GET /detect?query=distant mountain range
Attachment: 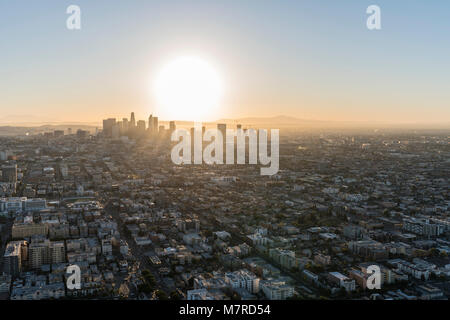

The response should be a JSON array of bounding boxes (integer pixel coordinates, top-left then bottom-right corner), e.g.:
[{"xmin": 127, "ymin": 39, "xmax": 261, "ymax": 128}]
[
  {"xmin": 216, "ymin": 115, "xmax": 327, "ymax": 125},
  {"xmin": 214, "ymin": 116, "xmax": 450, "ymax": 130}
]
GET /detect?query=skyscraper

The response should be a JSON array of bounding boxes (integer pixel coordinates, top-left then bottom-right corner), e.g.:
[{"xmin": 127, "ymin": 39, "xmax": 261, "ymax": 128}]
[
  {"xmin": 102, "ymin": 118, "xmax": 116, "ymax": 137},
  {"xmin": 130, "ymin": 112, "xmax": 136, "ymax": 128},
  {"xmin": 122, "ymin": 118, "xmax": 129, "ymax": 133},
  {"xmin": 111, "ymin": 123, "xmax": 120, "ymax": 139},
  {"xmin": 117, "ymin": 121, "xmax": 123, "ymax": 134},
  {"xmin": 148, "ymin": 115, "xmax": 153, "ymax": 133},
  {"xmin": 137, "ymin": 120, "xmax": 146, "ymax": 136},
  {"xmin": 152, "ymin": 117, "xmax": 159, "ymax": 134}
]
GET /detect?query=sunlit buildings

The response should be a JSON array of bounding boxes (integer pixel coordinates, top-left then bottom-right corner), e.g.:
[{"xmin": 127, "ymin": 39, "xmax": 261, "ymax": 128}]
[
  {"xmin": 12, "ymin": 223, "xmax": 48, "ymax": 239},
  {"xmin": 10, "ymin": 282, "xmax": 65, "ymax": 300},
  {"xmin": 28, "ymin": 239, "xmax": 65, "ymax": 269},
  {"xmin": 3, "ymin": 241, "xmax": 28, "ymax": 277},
  {"xmin": 102, "ymin": 118, "xmax": 116, "ymax": 137},
  {"xmin": 137, "ymin": 120, "xmax": 146, "ymax": 135},
  {"xmin": 225, "ymin": 270, "xmax": 260, "ymax": 294},
  {"xmin": 130, "ymin": 112, "xmax": 136, "ymax": 128},
  {"xmin": 152, "ymin": 116, "xmax": 159, "ymax": 134},
  {"xmin": 0, "ymin": 197, "xmax": 47, "ymax": 215},
  {"xmin": 328, "ymin": 272, "xmax": 356, "ymax": 292},
  {"xmin": 260, "ymin": 280, "xmax": 294, "ymax": 300},
  {"xmin": 403, "ymin": 218, "xmax": 445, "ymax": 237}
]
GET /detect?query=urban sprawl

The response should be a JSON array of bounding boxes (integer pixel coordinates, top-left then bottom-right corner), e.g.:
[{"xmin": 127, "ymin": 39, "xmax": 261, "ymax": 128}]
[{"xmin": 0, "ymin": 113, "xmax": 449, "ymax": 300}]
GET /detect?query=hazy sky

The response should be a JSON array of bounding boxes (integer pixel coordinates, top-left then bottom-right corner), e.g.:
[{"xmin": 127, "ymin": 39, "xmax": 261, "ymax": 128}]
[{"xmin": 1, "ymin": 0, "xmax": 449, "ymax": 124}]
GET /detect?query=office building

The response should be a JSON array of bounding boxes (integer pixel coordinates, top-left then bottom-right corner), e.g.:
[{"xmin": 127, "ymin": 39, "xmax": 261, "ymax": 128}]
[
  {"xmin": 152, "ymin": 116, "xmax": 159, "ymax": 134},
  {"xmin": 137, "ymin": 120, "xmax": 146, "ymax": 136},
  {"xmin": 102, "ymin": 118, "xmax": 116, "ymax": 137},
  {"xmin": 130, "ymin": 112, "xmax": 136, "ymax": 128}
]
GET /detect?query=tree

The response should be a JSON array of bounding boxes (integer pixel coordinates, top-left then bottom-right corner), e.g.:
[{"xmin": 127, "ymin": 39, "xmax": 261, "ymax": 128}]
[
  {"xmin": 142, "ymin": 269, "xmax": 156, "ymax": 287},
  {"xmin": 169, "ymin": 291, "xmax": 182, "ymax": 300},
  {"xmin": 138, "ymin": 269, "xmax": 156, "ymax": 294},
  {"xmin": 155, "ymin": 290, "xmax": 168, "ymax": 300}
]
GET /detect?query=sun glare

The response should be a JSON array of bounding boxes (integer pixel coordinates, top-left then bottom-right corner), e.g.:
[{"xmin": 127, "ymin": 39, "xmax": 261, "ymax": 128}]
[{"xmin": 154, "ymin": 56, "xmax": 224, "ymax": 121}]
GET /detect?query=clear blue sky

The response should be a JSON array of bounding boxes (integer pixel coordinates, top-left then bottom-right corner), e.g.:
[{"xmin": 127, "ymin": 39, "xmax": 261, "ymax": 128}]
[{"xmin": 0, "ymin": 0, "xmax": 449, "ymax": 124}]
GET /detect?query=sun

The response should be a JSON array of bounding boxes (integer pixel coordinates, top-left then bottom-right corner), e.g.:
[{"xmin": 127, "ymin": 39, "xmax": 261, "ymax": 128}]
[{"xmin": 154, "ymin": 56, "xmax": 224, "ymax": 121}]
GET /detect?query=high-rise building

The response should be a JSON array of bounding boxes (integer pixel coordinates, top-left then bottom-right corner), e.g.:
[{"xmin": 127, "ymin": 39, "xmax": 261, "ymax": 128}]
[
  {"xmin": 137, "ymin": 120, "xmax": 146, "ymax": 136},
  {"xmin": 102, "ymin": 118, "xmax": 116, "ymax": 137},
  {"xmin": 28, "ymin": 239, "xmax": 65, "ymax": 269},
  {"xmin": 76, "ymin": 129, "xmax": 88, "ymax": 138},
  {"xmin": 111, "ymin": 123, "xmax": 120, "ymax": 139},
  {"xmin": 1, "ymin": 164, "xmax": 17, "ymax": 183},
  {"xmin": 152, "ymin": 117, "xmax": 159, "ymax": 134},
  {"xmin": 117, "ymin": 121, "xmax": 123, "ymax": 132},
  {"xmin": 148, "ymin": 115, "xmax": 153, "ymax": 131},
  {"xmin": 122, "ymin": 118, "xmax": 129, "ymax": 133},
  {"xmin": 130, "ymin": 112, "xmax": 136, "ymax": 128},
  {"xmin": 3, "ymin": 241, "xmax": 27, "ymax": 277},
  {"xmin": 116, "ymin": 121, "xmax": 124, "ymax": 136}
]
